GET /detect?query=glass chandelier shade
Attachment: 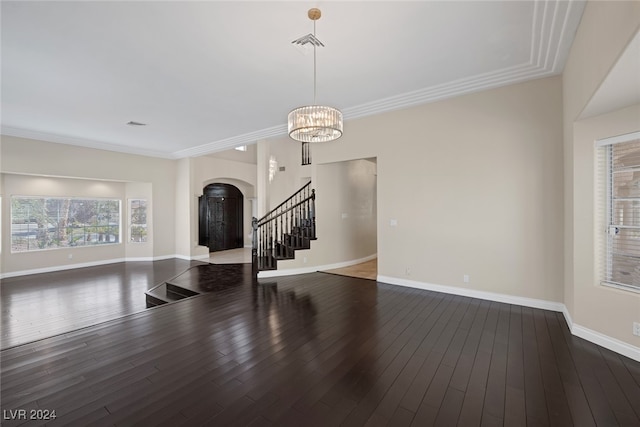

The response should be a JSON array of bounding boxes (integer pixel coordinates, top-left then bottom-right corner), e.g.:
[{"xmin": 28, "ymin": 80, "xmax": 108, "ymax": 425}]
[
  {"xmin": 288, "ymin": 105, "xmax": 343, "ymax": 143},
  {"xmin": 288, "ymin": 8, "xmax": 343, "ymax": 143}
]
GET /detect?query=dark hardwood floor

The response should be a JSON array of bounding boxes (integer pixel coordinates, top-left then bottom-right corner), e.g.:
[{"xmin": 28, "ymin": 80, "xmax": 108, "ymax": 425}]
[
  {"xmin": 1, "ymin": 264, "xmax": 639, "ymax": 426},
  {"xmin": 0, "ymin": 259, "xmax": 206, "ymax": 349}
]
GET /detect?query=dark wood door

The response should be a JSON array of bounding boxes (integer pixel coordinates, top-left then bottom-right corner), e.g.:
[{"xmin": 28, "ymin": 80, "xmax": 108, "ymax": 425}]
[
  {"xmin": 200, "ymin": 184, "xmax": 243, "ymax": 252},
  {"xmin": 208, "ymin": 197, "xmax": 239, "ymax": 251}
]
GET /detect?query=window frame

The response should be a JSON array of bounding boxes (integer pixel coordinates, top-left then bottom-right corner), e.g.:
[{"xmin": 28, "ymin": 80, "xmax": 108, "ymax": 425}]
[
  {"xmin": 10, "ymin": 195, "xmax": 122, "ymax": 253},
  {"xmin": 597, "ymin": 131, "xmax": 640, "ymax": 293},
  {"xmin": 128, "ymin": 198, "xmax": 148, "ymax": 243}
]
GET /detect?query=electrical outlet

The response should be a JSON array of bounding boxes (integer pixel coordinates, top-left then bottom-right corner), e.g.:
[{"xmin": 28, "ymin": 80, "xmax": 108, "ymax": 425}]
[
  {"xmin": 463, "ymin": 274, "xmax": 470, "ymax": 283},
  {"xmin": 303, "ymin": 257, "xmax": 307, "ymax": 264},
  {"xmin": 405, "ymin": 267, "xmax": 411, "ymax": 276},
  {"xmin": 633, "ymin": 322, "xmax": 640, "ymax": 337},
  {"xmin": 68, "ymin": 253, "xmax": 73, "ymax": 260}
]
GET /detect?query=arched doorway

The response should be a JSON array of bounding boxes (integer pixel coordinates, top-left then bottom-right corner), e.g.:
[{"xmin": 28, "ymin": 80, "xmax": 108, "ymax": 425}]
[{"xmin": 198, "ymin": 183, "xmax": 244, "ymax": 252}]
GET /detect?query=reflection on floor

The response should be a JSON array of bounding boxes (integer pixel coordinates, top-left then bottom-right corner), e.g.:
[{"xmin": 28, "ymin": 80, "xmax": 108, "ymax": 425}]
[
  {"xmin": 146, "ymin": 263, "xmax": 256, "ymax": 307},
  {"xmin": 0, "ymin": 258, "xmax": 206, "ymax": 349},
  {"xmin": 209, "ymin": 247, "xmax": 252, "ymax": 264},
  {"xmin": 3, "ymin": 270, "xmax": 638, "ymax": 426},
  {"xmin": 323, "ymin": 258, "xmax": 378, "ymax": 281},
  {"xmin": 209, "ymin": 249, "xmax": 378, "ymax": 282},
  {"xmin": 0, "ymin": 252, "xmax": 375, "ymax": 349}
]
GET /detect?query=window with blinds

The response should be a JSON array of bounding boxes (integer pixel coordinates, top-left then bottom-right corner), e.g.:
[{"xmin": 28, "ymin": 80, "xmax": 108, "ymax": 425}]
[{"xmin": 599, "ymin": 133, "xmax": 640, "ymax": 292}]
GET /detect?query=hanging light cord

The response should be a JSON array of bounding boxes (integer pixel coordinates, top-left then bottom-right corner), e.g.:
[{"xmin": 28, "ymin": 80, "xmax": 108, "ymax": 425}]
[{"xmin": 313, "ymin": 19, "xmax": 317, "ymax": 105}]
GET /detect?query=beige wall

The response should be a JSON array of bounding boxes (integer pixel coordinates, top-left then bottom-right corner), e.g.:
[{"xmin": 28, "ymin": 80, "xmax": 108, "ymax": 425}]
[
  {"xmin": 376, "ymin": 76, "xmax": 563, "ymax": 302},
  {"xmin": 563, "ymin": 1, "xmax": 640, "ymax": 347},
  {"xmin": 0, "ymin": 135, "xmax": 260, "ymax": 273},
  {"xmin": 266, "ymin": 76, "xmax": 564, "ymax": 304},
  {"xmin": 193, "ymin": 155, "xmax": 257, "ymax": 248},
  {"xmin": 174, "ymin": 157, "xmax": 194, "ymax": 257},
  {"xmin": 1, "ymin": 135, "xmax": 177, "ymax": 274},
  {"xmin": 316, "ymin": 159, "xmax": 377, "ymax": 264},
  {"xmin": 573, "ymin": 106, "xmax": 640, "ymax": 346},
  {"xmin": 274, "ymin": 158, "xmax": 378, "ymax": 270},
  {"xmin": 265, "ymin": 137, "xmax": 312, "ymax": 212},
  {"xmin": 2, "ymin": 0, "xmax": 637, "ymax": 355},
  {"xmin": 2, "ymin": 174, "xmax": 127, "ymax": 272}
]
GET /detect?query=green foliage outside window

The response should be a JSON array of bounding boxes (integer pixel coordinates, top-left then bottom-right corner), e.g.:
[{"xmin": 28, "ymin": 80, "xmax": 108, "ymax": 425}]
[
  {"xmin": 129, "ymin": 199, "xmax": 148, "ymax": 243},
  {"xmin": 11, "ymin": 197, "xmax": 121, "ymax": 252}
]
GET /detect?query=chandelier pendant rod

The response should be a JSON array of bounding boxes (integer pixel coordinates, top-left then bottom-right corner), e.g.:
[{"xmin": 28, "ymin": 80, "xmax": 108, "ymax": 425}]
[
  {"xmin": 287, "ymin": 7, "xmax": 343, "ymax": 143},
  {"xmin": 313, "ymin": 19, "xmax": 317, "ymax": 105}
]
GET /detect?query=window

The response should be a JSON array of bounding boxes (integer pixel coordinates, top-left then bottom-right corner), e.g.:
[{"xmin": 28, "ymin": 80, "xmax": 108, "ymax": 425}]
[
  {"xmin": 598, "ymin": 132, "xmax": 640, "ymax": 292},
  {"xmin": 11, "ymin": 197, "xmax": 121, "ymax": 252},
  {"xmin": 129, "ymin": 199, "xmax": 147, "ymax": 243}
]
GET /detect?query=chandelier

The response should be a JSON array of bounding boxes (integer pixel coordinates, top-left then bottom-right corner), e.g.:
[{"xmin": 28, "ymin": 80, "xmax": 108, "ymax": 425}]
[{"xmin": 288, "ymin": 8, "xmax": 343, "ymax": 143}]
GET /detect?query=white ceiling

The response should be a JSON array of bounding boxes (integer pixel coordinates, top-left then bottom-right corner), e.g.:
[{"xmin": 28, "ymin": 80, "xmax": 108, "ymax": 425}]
[{"xmin": 1, "ymin": 1, "xmax": 585, "ymax": 159}]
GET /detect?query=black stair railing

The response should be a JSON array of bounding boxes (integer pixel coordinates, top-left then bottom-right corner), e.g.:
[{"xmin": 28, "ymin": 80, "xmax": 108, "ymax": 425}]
[
  {"xmin": 302, "ymin": 142, "xmax": 311, "ymax": 166},
  {"xmin": 252, "ymin": 182, "xmax": 316, "ymax": 275}
]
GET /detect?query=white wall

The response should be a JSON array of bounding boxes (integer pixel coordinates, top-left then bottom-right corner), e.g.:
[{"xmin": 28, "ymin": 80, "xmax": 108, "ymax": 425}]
[{"xmin": 563, "ymin": 1, "xmax": 640, "ymax": 350}]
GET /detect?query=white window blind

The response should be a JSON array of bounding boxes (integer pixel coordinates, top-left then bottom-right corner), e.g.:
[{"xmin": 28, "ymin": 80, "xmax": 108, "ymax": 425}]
[{"xmin": 598, "ymin": 132, "xmax": 640, "ymax": 291}]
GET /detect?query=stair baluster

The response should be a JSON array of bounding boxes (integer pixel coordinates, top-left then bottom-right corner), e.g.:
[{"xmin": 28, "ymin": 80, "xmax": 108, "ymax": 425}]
[{"xmin": 252, "ymin": 182, "xmax": 316, "ymax": 275}]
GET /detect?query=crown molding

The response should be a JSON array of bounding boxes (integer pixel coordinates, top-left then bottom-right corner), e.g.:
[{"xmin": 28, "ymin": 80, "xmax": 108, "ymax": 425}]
[
  {"xmin": 343, "ymin": 0, "xmax": 586, "ymax": 121},
  {"xmin": 171, "ymin": 124, "xmax": 288, "ymax": 159},
  {"xmin": 2, "ymin": 0, "xmax": 585, "ymax": 160},
  {"xmin": 1, "ymin": 126, "xmax": 175, "ymax": 159},
  {"xmin": 183, "ymin": 0, "xmax": 585, "ymax": 157}
]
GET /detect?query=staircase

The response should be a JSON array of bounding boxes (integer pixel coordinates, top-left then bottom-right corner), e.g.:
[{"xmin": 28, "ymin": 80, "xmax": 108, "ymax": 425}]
[
  {"xmin": 145, "ymin": 272, "xmax": 200, "ymax": 308},
  {"xmin": 145, "ymin": 263, "xmax": 254, "ymax": 308},
  {"xmin": 252, "ymin": 182, "xmax": 317, "ymax": 275}
]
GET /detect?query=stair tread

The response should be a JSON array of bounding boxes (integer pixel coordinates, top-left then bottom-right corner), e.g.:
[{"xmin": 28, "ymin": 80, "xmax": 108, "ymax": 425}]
[
  {"xmin": 165, "ymin": 281, "xmax": 200, "ymax": 297},
  {"xmin": 254, "ymin": 184, "xmax": 316, "ymax": 272},
  {"xmin": 145, "ymin": 283, "xmax": 184, "ymax": 307}
]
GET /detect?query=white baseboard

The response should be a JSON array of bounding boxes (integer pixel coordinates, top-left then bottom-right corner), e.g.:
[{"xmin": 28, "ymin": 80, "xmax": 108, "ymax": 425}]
[
  {"xmin": 377, "ymin": 275, "xmax": 565, "ymax": 312},
  {"xmin": 562, "ymin": 305, "xmax": 574, "ymax": 330},
  {"xmin": 174, "ymin": 253, "xmax": 210, "ymax": 261},
  {"xmin": 571, "ymin": 323, "xmax": 640, "ymax": 362},
  {"xmin": 377, "ymin": 275, "xmax": 640, "ymax": 362},
  {"xmin": 3, "ymin": 260, "xmax": 638, "ymax": 362},
  {"xmin": 257, "ymin": 253, "xmax": 377, "ymax": 279},
  {"xmin": 1, "ymin": 258, "xmax": 128, "ymax": 279},
  {"xmin": 151, "ymin": 254, "xmax": 180, "ymax": 262},
  {"xmin": 0, "ymin": 254, "xmax": 206, "ymax": 279}
]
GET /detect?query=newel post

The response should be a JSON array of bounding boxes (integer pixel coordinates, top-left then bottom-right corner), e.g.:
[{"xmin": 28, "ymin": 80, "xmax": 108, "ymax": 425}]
[
  {"xmin": 310, "ymin": 189, "xmax": 316, "ymax": 239},
  {"xmin": 251, "ymin": 216, "xmax": 258, "ymax": 277}
]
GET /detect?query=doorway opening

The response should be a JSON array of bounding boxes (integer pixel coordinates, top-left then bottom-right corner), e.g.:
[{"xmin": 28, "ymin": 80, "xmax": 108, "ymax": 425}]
[
  {"xmin": 318, "ymin": 157, "xmax": 378, "ymax": 280},
  {"xmin": 198, "ymin": 183, "xmax": 244, "ymax": 252}
]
